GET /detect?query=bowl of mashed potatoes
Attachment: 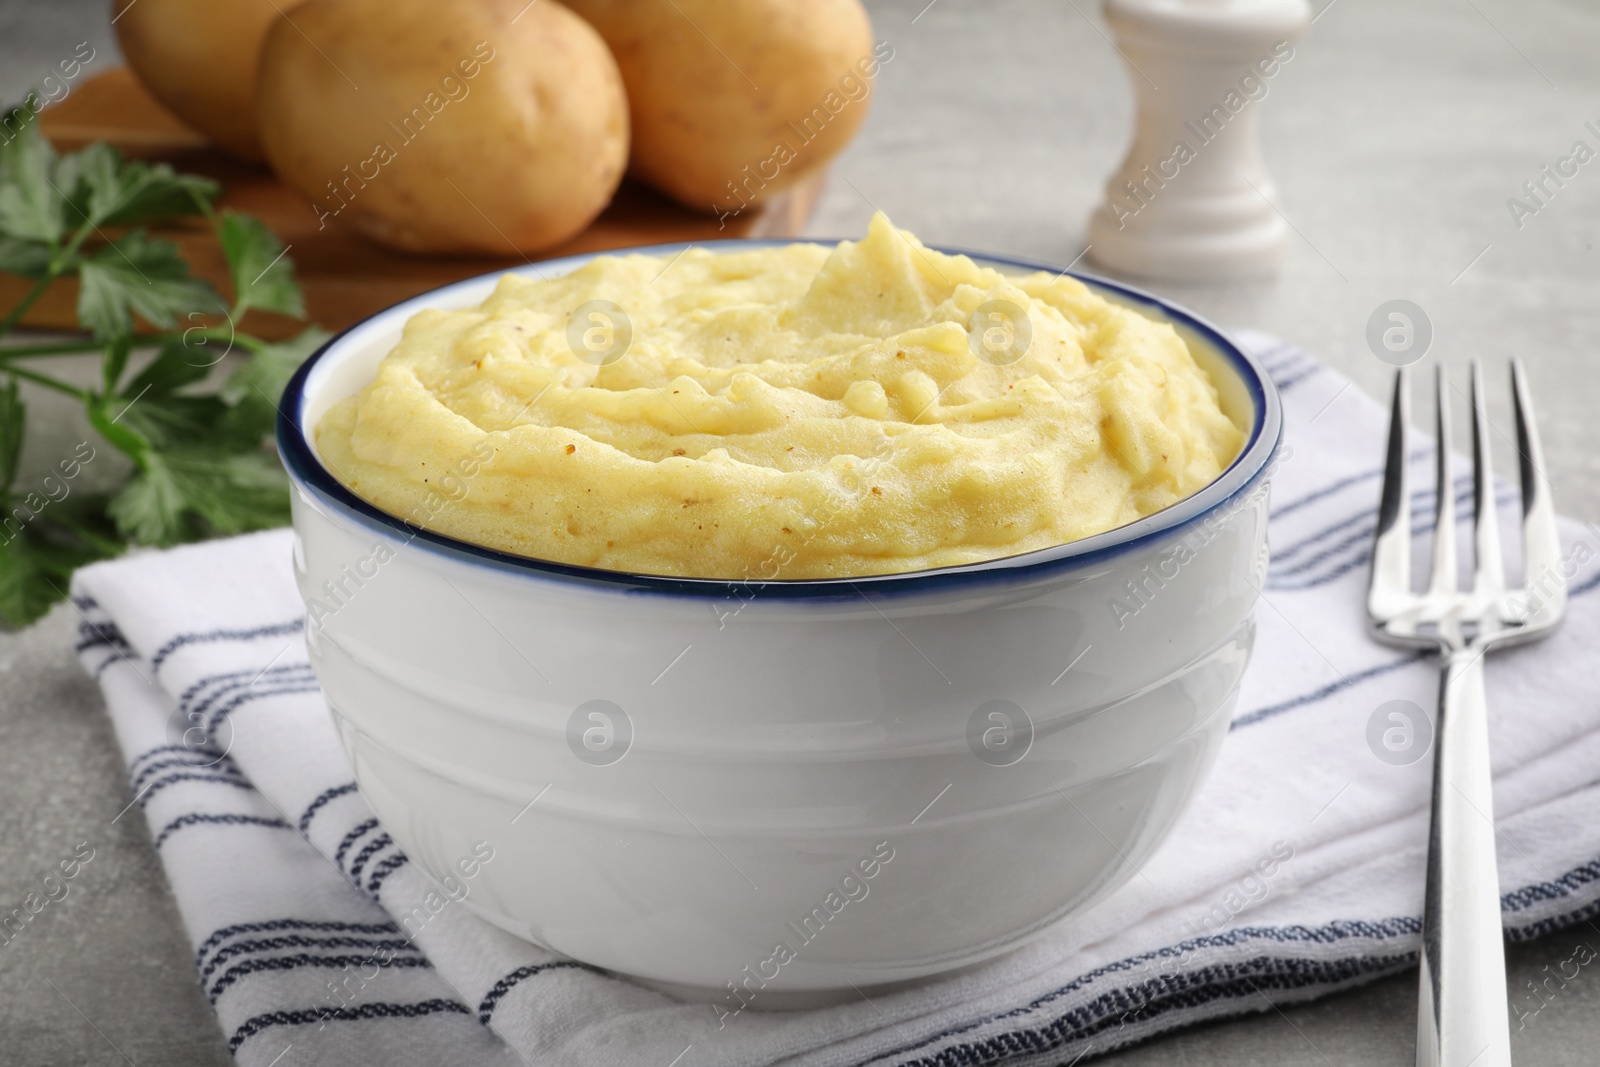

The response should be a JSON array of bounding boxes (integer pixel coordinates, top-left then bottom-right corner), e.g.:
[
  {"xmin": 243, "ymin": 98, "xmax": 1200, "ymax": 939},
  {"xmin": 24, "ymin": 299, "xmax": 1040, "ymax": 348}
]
[{"xmin": 278, "ymin": 214, "xmax": 1282, "ymax": 1002}]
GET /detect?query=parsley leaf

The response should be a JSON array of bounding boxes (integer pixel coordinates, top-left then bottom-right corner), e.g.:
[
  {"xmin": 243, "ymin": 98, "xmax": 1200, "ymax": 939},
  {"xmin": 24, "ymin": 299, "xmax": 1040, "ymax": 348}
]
[
  {"xmin": 116, "ymin": 393, "xmax": 231, "ymax": 452},
  {"xmin": 221, "ymin": 327, "xmax": 328, "ymax": 440},
  {"xmin": 169, "ymin": 448, "xmax": 293, "ymax": 535},
  {"xmin": 105, "ymin": 450, "xmax": 187, "ymax": 544},
  {"xmin": 99, "ymin": 327, "xmax": 324, "ymax": 545},
  {"xmin": 0, "ymin": 521, "xmax": 103, "ymax": 627},
  {"xmin": 0, "ymin": 101, "xmax": 65, "ymax": 244},
  {"xmin": 76, "ymin": 230, "xmax": 225, "ymax": 340},
  {"xmin": 124, "ymin": 339, "xmax": 218, "ymax": 398},
  {"xmin": 0, "ymin": 235, "xmax": 50, "ymax": 277},
  {"xmin": 108, "ymin": 447, "xmax": 291, "ymax": 546},
  {"xmin": 57, "ymin": 141, "xmax": 217, "ymax": 230},
  {"xmin": 0, "ymin": 492, "xmax": 121, "ymax": 628},
  {"xmin": 220, "ymin": 211, "xmax": 304, "ymax": 318}
]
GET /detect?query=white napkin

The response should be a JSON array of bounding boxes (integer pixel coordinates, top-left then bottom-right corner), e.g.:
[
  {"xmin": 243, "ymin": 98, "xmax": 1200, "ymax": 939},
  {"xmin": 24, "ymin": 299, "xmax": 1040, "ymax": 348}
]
[{"xmin": 70, "ymin": 333, "xmax": 1600, "ymax": 1067}]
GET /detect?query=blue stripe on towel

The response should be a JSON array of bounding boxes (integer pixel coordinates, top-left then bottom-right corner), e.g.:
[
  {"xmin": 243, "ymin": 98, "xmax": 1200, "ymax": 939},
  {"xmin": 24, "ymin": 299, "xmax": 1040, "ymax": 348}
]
[
  {"xmin": 366, "ymin": 854, "xmax": 411, "ymax": 896},
  {"xmin": 208, "ymin": 953, "xmax": 433, "ymax": 1005},
  {"xmin": 153, "ymin": 813, "xmax": 292, "ymax": 850},
  {"xmin": 1270, "ymin": 479, "xmax": 1472, "ymax": 569},
  {"xmin": 335, "ymin": 820, "xmax": 380, "ymax": 869},
  {"xmin": 1270, "ymin": 486, "xmax": 1516, "ymax": 585},
  {"xmin": 1268, "ymin": 489, "xmax": 1518, "ymax": 594},
  {"xmin": 1502, "ymin": 855, "xmax": 1600, "ymax": 917},
  {"xmin": 476, "ymin": 962, "xmax": 595, "ymax": 1024},
  {"xmin": 299, "ymin": 782, "xmax": 360, "ymax": 834},
  {"xmin": 1268, "ymin": 522, "xmax": 1386, "ymax": 589},
  {"xmin": 896, "ymin": 951, "xmax": 1414, "ymax": 1067},
  {"xmin": 1231, "ymin": 652, "xmax": 1428, "ymax": 731},
  {"xmin": 227, "ymin": 998, "xmax": 470, "ymax": 1052},
  {"xmin": 73, "ymin": 621, "xmax": 131, "ymax": 655},
  {"xmin": 129, "ymin": 755, "xmax": 241, "ymax": 795},
  {"xmin": 201, "ymin": 683, "xmax": 323, "ymax": 740},
  {"xmin": 128, "ymin": 743, "xmax": 228, "ymax": 777},
  {"xmin": 1505, "ymin": 888, "xmax": 1600, "ymax": 943},
  {"xmin": 176, "ymin": 666, "xmax": 292, "ymax": 712},
  {"xmin": 347, "ymin": 835, "xmax": 395, "ymax": 883},
  {"xmin": 182, "ymin": 665, "xmax": 316, "ymax": 726},
  {"xmin": 1269, "ymin": 552, "xmax": 1371, "ymax": 593},
  {"xmin": 1252, "ymin": 341, "xmax": 1308, "ymax": 378},
  {"xmin": 1270, "ymin": 467, "xmax": 1381, "ymax": 523},
  {"xmin": 1276, "ymin": 526, "xmax": 1600, "ymax": 597},
  {"xmin": 150, "ymin": 618, "xmax": 305, "ymax": 675},
  {"xmin": 196, "ymin": 918, "xmax": 404, "ymax": 973},
  {"xmin": 200, "ymin": 934, "xmax": 420, "ymax": 984},
  {"xmin": 89, "ymin": 647, "xmax": 133, "ymax": 681},
  {"xmin": 1573, "ymin": 569, "xmax": 1600, "ymax": 597},
  {"xmin": 858, "ymin": 920, "xmax": 1426, "ymax": 1067},
  {"xmin": 1267, "ymin": 449, "xmax": 1431, "ymax": 524},
  {"xmin": 138, "ymin": 772, "xmax": 256, "ymax": 805},
  {"xmin": 70, "ymin": 602, "xmax": 131, "ymax": 679}
]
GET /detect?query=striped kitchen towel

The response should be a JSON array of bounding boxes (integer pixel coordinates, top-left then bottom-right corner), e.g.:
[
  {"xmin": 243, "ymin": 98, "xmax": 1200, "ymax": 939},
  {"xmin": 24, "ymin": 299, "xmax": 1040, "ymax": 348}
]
[{"xmin": 70, "ymin": 332, "xmax": 1600, "ymax": 1067}]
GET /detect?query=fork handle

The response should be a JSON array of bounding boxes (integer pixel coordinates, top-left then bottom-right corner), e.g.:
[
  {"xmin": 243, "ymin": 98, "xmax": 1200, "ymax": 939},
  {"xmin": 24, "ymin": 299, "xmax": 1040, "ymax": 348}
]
[{"xmin": 1417, "ymin": 650, "xmax": 1511, "ymax": 1067}]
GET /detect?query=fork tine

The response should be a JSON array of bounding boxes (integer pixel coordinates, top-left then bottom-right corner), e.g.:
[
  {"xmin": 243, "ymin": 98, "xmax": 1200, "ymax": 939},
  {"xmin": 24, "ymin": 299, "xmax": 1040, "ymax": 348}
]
[
  {"xmin": 1367, "ymin": 368, "xmax": 1413, "ymax": 618},
  {"xmin": 1512, "ymin": 359, "xmax": 1564, "ymax": 620},
  {"xmin": 1428, "ymin": 364, "xmax": 1459, "ymax": 597},
  {"xmin": 1469, "ymin": 362, "xmax": 1505, "ymax": 599}
]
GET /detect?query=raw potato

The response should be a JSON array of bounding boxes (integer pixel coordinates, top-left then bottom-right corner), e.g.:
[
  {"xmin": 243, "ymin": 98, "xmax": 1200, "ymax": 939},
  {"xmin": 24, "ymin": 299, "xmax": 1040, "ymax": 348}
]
[
  {"xmin": 112, "ymin": 0, "xmax": 286, "ymax": 161},
  {"xmin": 564, "ymin": 0, "xmax": 878, "ymax": 214},
  {"xmin": 255, "ymin": 0, "xmax": 627, "ymax": 255}
]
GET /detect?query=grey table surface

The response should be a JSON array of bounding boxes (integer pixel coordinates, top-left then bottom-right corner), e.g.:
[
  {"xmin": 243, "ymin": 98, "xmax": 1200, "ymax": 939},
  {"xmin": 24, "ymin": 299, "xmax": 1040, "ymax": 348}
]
[{"xmin": 1, "ymin": 0, "xmax": 1597, "ymax": 1064}]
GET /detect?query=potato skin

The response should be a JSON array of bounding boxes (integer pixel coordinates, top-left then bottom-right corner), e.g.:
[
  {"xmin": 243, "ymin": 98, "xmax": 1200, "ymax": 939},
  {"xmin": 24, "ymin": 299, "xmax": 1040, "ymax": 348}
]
[
  {"xmin": 113, "ymin": 0, "xmax": 285, "ymax": 161},
  {"xmin": 256, "ymin": 0, "xmax": 628, "ymax": 255},
  {"xmin": 563, "ymin": 0, "xmax": 876, "ymax": 214}
]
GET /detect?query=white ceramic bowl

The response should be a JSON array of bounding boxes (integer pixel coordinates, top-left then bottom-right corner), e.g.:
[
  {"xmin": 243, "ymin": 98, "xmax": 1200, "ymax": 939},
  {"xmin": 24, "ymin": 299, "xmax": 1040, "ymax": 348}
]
[{"xmin": 277, "ymin": 241, "xmax": 1282, "ymax": 1004}]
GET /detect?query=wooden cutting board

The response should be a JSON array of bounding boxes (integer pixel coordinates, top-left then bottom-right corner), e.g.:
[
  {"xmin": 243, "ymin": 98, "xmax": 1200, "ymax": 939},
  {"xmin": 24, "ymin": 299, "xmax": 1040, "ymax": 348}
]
[{"xmin": 11, "ymin": 67, "xmax": 826, "ymax": 341}]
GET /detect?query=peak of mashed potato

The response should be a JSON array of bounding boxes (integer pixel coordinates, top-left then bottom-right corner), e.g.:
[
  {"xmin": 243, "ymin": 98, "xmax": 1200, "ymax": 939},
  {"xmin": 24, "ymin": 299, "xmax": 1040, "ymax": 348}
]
[{"xmin": 315, "ymin": 214, "xmax": 1244, "ymax": 579}]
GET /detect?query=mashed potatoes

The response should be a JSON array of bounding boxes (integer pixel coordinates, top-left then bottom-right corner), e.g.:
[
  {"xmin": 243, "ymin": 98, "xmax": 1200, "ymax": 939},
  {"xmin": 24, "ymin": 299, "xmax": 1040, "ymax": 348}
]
[{"xmin": 316, "ymin": 214, "xmax": 1243, "ymax": 579}]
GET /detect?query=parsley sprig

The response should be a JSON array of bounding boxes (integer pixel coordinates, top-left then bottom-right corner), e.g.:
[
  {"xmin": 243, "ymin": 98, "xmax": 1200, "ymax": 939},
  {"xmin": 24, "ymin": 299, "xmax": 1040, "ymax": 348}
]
[{"xmin": 0, "ymin": 100, "xmax": 329, "ymax": 627}]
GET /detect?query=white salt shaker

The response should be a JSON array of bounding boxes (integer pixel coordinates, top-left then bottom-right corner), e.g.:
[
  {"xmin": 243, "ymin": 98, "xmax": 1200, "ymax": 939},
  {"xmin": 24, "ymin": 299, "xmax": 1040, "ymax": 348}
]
[{"xmin": 1086, "ymin": 0, "xmax": 1311, "ymax": 281}]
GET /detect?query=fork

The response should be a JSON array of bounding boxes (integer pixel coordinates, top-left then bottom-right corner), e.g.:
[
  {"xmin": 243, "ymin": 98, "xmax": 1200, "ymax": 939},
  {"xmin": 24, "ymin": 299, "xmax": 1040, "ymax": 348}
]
[{"xmin": 1366, "ymin": 361, "xmax": 1565, "ymax": 1067}]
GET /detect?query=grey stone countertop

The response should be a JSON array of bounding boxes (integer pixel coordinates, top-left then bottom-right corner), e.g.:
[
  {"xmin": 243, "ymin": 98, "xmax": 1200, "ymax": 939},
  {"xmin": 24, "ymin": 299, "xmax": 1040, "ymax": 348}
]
[{"xmin": 1, "ymin": 0, "xmax": 1596, "ymax": 1063}]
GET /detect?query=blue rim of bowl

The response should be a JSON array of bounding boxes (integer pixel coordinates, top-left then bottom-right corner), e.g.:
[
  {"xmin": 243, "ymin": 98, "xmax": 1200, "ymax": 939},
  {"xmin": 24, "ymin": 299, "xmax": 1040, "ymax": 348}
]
[{"xmin": 277, "ymin": 239, "xmax": 1282, "ymax": 600}]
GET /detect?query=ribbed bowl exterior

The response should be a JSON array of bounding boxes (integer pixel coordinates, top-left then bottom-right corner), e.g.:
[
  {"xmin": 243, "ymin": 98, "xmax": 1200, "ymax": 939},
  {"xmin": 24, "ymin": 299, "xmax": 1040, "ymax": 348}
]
[{"xmin": 291, "ymin": 478, "xmax": 1268, "ymax": 992}]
